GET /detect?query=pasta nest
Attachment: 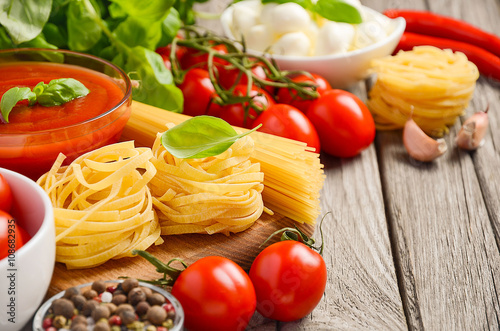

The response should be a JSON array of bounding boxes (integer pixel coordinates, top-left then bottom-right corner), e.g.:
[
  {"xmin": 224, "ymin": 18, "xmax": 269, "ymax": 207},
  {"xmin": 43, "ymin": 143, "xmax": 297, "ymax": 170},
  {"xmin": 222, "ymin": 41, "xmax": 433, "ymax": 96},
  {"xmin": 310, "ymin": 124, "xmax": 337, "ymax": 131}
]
[
  {"xmin": 37, "ymin": 141, "xmax": 162, "ymax": 269},
  {"xmin": 150, "ymin": 130, "xmax": 268, "ymax": 236},
  {"xmin": 368, "ymin": 46, "xmax": 480, "ymax": 137}
]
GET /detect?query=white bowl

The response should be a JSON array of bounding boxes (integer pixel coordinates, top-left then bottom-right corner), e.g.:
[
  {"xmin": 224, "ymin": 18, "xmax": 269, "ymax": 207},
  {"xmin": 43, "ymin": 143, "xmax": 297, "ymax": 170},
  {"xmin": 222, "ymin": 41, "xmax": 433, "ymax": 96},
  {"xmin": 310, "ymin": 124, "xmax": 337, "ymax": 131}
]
[
  {"xmin": 0, "ymin": 168, "xmax": 55, "ymax": 331},
  {"xmin": 220, "ymin": 4, "xmax": 406, "ymax": 89}
]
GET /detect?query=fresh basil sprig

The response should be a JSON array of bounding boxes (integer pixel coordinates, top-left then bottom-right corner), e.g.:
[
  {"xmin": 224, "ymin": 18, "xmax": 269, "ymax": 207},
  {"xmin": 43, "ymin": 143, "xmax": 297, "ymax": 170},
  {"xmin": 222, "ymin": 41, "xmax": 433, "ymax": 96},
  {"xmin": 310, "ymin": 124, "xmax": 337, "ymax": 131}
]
[
  {"xmin": 261, "ymin": 0, "xmax": 363, "ymax": 24},
  {"xmin": 161, "ymin": 116, "xmax": 260, "ymax": 159},
  {"xmin": 0, "ymin": 78, "xmax": 89, "ymax": 123}
]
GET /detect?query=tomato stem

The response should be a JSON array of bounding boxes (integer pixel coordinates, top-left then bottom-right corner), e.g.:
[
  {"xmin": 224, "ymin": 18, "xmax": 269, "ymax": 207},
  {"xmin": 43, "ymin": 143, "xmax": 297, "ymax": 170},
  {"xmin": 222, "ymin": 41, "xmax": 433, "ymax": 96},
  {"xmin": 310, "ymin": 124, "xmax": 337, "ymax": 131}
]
[{"xmin": 131, "ymin": 250, "xmax": 187, "ymax": 287}]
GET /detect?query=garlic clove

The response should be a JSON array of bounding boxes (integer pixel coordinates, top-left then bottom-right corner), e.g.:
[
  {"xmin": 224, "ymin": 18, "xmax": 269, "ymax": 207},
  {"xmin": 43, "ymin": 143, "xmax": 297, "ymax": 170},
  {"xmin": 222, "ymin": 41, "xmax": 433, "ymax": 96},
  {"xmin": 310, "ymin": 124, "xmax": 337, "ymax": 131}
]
[
  {"xmin": 403, "ymin": 118, "xmax": 448, "ymax": 162},
  {"xmin": 456, "ymin": 110, "xmax": 489, "ymax": 150}
]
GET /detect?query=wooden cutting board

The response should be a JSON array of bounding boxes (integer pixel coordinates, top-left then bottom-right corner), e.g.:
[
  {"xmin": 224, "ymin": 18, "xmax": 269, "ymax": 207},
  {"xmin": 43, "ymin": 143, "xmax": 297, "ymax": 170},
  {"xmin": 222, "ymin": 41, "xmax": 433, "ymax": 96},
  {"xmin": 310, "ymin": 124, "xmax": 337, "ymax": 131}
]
[{"xmin": 47, "ymin": 212, "xmax": 313, "ymax": 298}]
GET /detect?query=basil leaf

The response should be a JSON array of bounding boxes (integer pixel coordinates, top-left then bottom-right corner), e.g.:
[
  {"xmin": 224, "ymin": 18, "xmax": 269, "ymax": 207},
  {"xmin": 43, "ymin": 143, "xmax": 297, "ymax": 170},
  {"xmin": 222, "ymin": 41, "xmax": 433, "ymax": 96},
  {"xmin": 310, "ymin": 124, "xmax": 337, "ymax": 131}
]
[
  {"xmin": 36, "ymin": 78, "xmax": 90, "ymax": 106},
  {"xmin": 114, "ymin": 17, "xmax": 162, "ymax": 50},
  {"xmin": 161, "ymin": 116, "xmax": 259, "ymax": 159},
  {"xmin": 0, "ymin": 0, "xmax": 52, "ymax": 44},
  {"xmin": 67, "ymin": 0, "xmax": 102, "ymax": 51},
  {"xmin": 0, "ymin": 87, "xmax": 36, "ymax": 123},
  {"xmin": 314, "ymin": 0, "xmax": 362, "ymax": 24},
  {"xmin": 109, "ymin": 0, "xmax": 175, "ymax": 22}
]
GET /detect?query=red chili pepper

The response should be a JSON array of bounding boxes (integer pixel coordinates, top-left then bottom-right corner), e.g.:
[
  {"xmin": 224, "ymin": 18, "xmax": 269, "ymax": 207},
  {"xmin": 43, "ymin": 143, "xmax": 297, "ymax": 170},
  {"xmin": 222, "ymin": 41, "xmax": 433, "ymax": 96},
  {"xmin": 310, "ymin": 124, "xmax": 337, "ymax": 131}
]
[
  {"xmin": 395, "ymin": 32, "xmax": 500, "ymax": 82},
  {"xmin": 384, "ymin": 9, "xmax": 500, "ymax": 58}
]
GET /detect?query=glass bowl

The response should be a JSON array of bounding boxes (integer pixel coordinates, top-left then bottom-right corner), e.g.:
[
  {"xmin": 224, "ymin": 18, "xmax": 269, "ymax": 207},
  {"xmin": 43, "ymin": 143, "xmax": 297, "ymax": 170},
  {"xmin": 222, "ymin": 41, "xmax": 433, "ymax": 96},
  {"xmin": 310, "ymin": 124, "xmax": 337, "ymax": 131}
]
[
  {"xmin": 32, "ymin": 279, "xmax": 185, "ymax": 331},
  {"xmin": 0, "ymin": 48, "xmax": 132, "ymax": 181}
]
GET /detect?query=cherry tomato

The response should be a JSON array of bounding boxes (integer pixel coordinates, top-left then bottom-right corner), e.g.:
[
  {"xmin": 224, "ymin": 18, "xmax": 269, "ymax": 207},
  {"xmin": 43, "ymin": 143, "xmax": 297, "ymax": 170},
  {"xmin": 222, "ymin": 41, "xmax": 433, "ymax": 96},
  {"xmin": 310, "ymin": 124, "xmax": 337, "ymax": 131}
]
[
  {"xmin": 276, "ymin": 73, "xmax": 332, "ymax": 113},
  {"xmin": 171, "ymin": 256, "xmax": 256, "ymax": 331},
  {"xmin": 178, "ymin": 68, "xmax": 216, "ymax": 117},
  {"xmin": 219, "ymin": 63, "xmax": 273, "ymax": 93},
  {"xmin": 306, "ymin": 89, "xmax": 376, "ymax": 157},
  {"xmin": 1, "ymin": 210, "xmax": 30, "ymax": 260},
  {"xmin": 249, "ymin": 240, "xmax": 327, "ymax": 322},
  {"xmin": 156, "ymin": 44, "xmax": 187, "ymax": 71},
  {"xmin": 252, "ymin": 104, "xmax": 321, "ymax": 152},
  {"xmin": 208, "ymin": 84, "xmax": 275, "ymax": 128},
  {"xmin": 0, "ymin": 173, "xmax": 13, "ymax": 212},
  {"xmin": 180, "ymin": 44, "xmax": 229, "ymax": 71}
]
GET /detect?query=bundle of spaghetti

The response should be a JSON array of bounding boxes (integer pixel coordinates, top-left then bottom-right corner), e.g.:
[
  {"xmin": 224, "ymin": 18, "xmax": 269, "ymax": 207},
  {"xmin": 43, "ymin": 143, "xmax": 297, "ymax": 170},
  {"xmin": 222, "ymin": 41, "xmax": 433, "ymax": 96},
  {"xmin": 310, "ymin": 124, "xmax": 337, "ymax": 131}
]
[
  {"xmin": 37, "ymin": 141, "xmax": 163, "ymax": 269},
  {"xmin": 149, "ymin": 129, "xmax": 268, "ymax": 236},
  {"xmin": 121, "ymin": 101, "xmax": 325, "ymax": 225},
  {"xmin": 368, "ymin": 46, "xmax": 479, "ymax": 136}
]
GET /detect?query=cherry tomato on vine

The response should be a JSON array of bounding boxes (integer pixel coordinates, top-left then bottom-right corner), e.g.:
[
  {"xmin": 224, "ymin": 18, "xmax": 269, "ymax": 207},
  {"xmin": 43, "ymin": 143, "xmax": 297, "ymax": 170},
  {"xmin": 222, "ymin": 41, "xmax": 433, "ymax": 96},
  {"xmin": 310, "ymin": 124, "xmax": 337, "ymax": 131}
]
[
  {"xmin": 306, "ymin": 89, "xmax": 376, "ymax": 158},
  {"xmin": 208, "ymin": 84, "xmax": 275, "ymax": 128},
  {"xmin": 1, "ymin": 210, "xmax": 30, "ymax": 260},
  {"xmin": 219, "ymin": 63, "xmax": 273, "ymax": 94},
  {"xmin": 249, "ymin": 240, "xmax": 327, "ymax": 322},
  {"xmin": 276, "ymin": 73, "xmax": 331, "ymax": 113},
  {"xmin": 252, "ymin": 104, "xmax": 321, "ymax": 152},
  {"xmin": 171, "ymin": 256, "xmax": 256, "ymax": 331},
  {"xmin": 178, "ymin": 68, "xmax": 216, "ymax": 117},
  {"xmin": 156, "ymin": 44, "xmax": 187, "ymax": 71},
  {"xmin": 180, "ymin": 44, "xmax": 229, "ymax": 71},
  {"xmin": 0, "ymin": 174, "xmax": 13, "ymax": 212}
]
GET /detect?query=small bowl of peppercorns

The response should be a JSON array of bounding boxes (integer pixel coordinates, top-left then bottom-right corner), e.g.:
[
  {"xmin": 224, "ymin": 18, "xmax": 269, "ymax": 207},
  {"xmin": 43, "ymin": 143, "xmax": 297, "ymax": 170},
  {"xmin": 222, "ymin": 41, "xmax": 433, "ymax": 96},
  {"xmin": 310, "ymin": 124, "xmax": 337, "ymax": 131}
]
[{"xmin": 32, "ymin": 279, "xmax": 184, "ymax": 331}]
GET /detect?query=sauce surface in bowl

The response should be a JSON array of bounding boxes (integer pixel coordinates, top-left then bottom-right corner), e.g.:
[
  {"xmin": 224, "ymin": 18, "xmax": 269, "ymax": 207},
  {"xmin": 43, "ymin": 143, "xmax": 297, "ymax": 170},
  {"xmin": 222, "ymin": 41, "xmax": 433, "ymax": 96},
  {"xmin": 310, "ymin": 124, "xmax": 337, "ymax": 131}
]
[{"xmin": 0, "ymin": 62, "xmax": 123, "ymax": 133}]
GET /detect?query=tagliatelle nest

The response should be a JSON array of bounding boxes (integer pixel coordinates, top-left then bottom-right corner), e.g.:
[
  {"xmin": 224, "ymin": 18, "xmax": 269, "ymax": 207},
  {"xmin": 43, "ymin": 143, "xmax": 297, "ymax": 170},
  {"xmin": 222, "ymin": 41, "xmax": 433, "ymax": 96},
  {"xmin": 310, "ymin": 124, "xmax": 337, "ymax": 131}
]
[
  {"xmin": 149, "ymin": 127, "xmax": 271, "ymax": 236},
  {"xmin": 37, "ymin": 141, "xmax": 163, "ymax": 269}
]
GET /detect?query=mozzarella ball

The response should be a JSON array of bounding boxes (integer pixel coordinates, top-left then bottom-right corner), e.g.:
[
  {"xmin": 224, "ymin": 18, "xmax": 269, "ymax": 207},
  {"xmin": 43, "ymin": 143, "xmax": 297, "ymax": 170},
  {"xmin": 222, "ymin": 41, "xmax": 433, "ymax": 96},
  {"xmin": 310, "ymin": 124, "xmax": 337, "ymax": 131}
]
[
  {"xmin": 245, "ymin": 24, "xmax": 275, "ymax": 52},
  {"xmin": 270, "ymin": 3, "xmax": 311, "ymax": 34},
  {"xmin": 315, "ymin": 21, "xmax": 355, "ymax": 55},
  {"xmin": 270, "ymin": 32, "xmax": 311, "ymax": 56},
  {"xmin": 354, "ymin": 21, "xmax": 387, "ymax": 49},
  {"xmin": 232, "ymin": 4, "xmax": 260, "ymax": 37}
]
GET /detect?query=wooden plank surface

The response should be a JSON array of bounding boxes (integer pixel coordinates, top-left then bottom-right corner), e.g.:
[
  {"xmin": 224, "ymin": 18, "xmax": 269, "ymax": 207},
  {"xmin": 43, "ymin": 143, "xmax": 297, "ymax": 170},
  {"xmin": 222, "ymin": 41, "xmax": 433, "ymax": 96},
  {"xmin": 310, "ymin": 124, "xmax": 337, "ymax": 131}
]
[{"xmin": 364, "ymin": 0, "xmax": 500, "ymax": 330}]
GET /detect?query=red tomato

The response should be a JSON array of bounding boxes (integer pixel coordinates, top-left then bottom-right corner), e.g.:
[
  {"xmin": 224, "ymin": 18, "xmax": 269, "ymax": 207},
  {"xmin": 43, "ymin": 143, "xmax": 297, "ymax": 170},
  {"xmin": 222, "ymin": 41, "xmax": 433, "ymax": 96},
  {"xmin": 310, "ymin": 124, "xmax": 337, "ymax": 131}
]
[
  {"xmin": 178, "ymin": 68, "xmax": 216, "ymax": 117},
  {"xmin": 252, "ymin": 104, "xmax": 321, "ymax": 152},
  {"xmin": 249, "ymin": 240, "xmax": 327, "ymax": 322},
  {"xmin": 208, "ymin": 84, "xmax": 275, "ymax": 128},
  {"xmin": 1, "ymin": 210, "xmax": 30, "ymax": 260},
  {"xmin": 219, "ymin": 63, "xmax": 273, "ymax": 93},
  {"xmin": 156, "ymin": 44, "xmax": 187, "ymax": 70},
  {"xmin": 276, "ymin": 73, "xmax": 332, "ymax": 113},
  {"xmin": 180, "ymin": 44, "xmax": 229, "ymax": 71},
  {"xmin": 0, "ymin": 174, "xmax": 13, "ymax": 212},
  {"xmin": 306, "ymin": 89, "xmax": 375, "ymax": 157},
  {"xmin": 171, "ymin": 256, "xmax": 256, "ymax": 331}
]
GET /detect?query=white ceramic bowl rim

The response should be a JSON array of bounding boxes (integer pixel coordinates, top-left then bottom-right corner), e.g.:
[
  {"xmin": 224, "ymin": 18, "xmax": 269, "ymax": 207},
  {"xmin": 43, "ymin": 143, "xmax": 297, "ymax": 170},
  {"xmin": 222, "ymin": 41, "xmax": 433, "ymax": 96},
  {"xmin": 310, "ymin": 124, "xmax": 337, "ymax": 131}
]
[
  {"xmin": 220, "ymin": 5, "xmax": 406, "ymax": 61},
  {"xmin": 0, "ymin": 167, "xmax": 54, "ymax": 260}
]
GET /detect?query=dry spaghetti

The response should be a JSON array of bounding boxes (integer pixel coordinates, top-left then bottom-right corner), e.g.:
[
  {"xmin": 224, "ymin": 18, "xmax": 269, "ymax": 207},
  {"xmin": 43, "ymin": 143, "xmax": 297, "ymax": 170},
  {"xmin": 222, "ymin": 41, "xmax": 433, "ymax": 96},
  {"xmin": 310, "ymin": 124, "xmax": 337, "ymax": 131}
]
[
  {"xmin": 37, "ymin": 141, "xmax": 163, "ymax": 269},
  {"xmin": 368, "ymin": 46, "xmax": 479, "ymax": 136},
  {"xmin": 149, "ymin": 128, "xmax": 269, "ymax": 236}
]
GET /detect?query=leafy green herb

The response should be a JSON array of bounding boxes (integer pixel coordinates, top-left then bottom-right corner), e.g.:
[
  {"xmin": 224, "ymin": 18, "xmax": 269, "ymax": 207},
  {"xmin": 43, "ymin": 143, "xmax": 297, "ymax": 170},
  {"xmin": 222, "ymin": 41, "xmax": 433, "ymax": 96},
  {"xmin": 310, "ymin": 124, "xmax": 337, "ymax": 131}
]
[
  {"xmin": 0, "ymin": 0, "xmax": 52, "ymax": 44},
  {"xmin": 161, "ymin": 116, "xmax": 260, "ymax": 159},
  {"xmin": 261, "ymin": 0, "xmax": 362, "ymax": 24},
  {"xmin": 0, "ymin": 78, "xmax": 89, "ymax": 123}
]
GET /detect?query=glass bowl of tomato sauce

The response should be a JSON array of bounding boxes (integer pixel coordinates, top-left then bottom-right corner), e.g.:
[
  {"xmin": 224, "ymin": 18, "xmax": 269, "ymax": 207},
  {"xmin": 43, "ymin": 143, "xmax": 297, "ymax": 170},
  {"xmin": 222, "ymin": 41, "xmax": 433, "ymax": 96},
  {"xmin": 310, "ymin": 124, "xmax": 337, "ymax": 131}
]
[{"xmin": 0, "ymin": 48, "xmax": 133, "ymax": 181}]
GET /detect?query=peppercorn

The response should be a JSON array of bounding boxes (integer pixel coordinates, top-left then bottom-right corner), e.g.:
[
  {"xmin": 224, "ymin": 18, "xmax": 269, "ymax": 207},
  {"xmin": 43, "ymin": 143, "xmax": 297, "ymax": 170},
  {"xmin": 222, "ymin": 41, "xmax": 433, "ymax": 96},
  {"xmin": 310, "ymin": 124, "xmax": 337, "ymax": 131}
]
[
  {"xmin": 63, "ymin": 287, "xmax": 80, "ymax": 300},
  {"xmin": 111, "ymin": 293, "xmax": 127, "ymax": 306},
  {"xmin": 104, "ymin": 302, "xmax": 117, "ymax": 315},
  {"xmin": 94, "ymin": 320, "xmax": 111, "ymax": 331},
  {"xmin": 141, "ymin": 286, "xmax": 153, "ymax": 297},
  {"xmin": 135, "ymin": 300, "xmax": 151, "ymax": 316},
  {"xmin": 92, "ymin": 305, "xmax": 110, "ymax": 321},
  {"xmin": 147, "ymin": 293, "xmax": 166, "ymax": 306},
  {"xmin": 128, "ymin": 287, "xmax": 146, "ymax": 306},
  {"xmin": 120, "ymin": 309, "xmax": 137, "ymax": 325},
  {"xmin": 71, "ymin": 294, "xmax": 86, "ymax": 311},
  {"xmin": 81, "ymin": 299, "xmax": 99, "ymax": 317},
  {"xmin": 147, "ymin": 306, "xmax": 167, "ymax": 326},
  {"xmin": 72, "ymin": 314, "xmax": 88, "ymax": 326},
  {"xmin": 82, "ymin": 289, "xmax": 98, "ymax": 300},
  {"xmin": 121, "ymin": 278, "xmax": 139, "ymax": 293},
  {"xmin": 52, "ymin": 315, "xmax": 67, "ymax": 328},
  {"xmin": 92, "ymin": 280, "xmax": 107, "ymax": 294},
  {"xmin": 115, "ymin": 303, "xmax": 134, "ymax": 317},
  {"xmin": 51, "ymin": 298, "xmax": 75, "ymax": 319},
  {"xmin": 145, "ymin": 325, "xmax": 157, "ymax": 331},
  {"xmin": 70, "ymin": 323, "xmax": 88, "ymax": 331}
]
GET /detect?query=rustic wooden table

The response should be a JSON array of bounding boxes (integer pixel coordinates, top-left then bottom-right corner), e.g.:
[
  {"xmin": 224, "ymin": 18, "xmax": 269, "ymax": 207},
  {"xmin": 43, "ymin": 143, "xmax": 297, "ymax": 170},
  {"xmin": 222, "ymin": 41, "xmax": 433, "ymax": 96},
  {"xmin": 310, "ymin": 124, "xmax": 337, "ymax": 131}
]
[
  {"xmin": 195, "ymin": 0, "xmax": 500, "ymax": 329},
  {"xmin": 24, "ymin": 0, "xmax": 500, "ymax": 330}
]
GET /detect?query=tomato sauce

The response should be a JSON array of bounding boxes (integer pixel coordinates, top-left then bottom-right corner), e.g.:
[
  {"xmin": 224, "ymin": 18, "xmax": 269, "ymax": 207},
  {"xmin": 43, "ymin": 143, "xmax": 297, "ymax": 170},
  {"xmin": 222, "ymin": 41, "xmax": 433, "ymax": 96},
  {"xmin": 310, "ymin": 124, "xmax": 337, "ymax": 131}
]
[{"xmin": 0, "ymin": 62, "xmax": 130, "ymax": 180}]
